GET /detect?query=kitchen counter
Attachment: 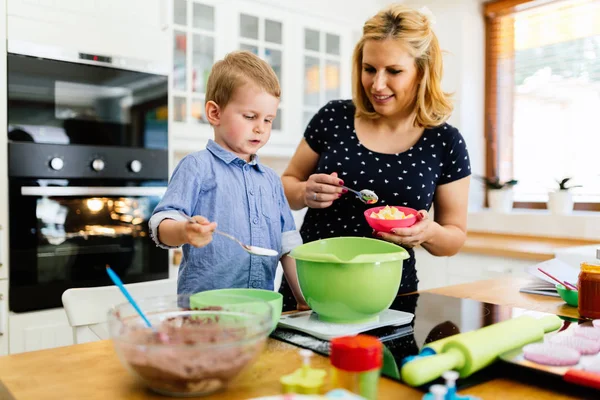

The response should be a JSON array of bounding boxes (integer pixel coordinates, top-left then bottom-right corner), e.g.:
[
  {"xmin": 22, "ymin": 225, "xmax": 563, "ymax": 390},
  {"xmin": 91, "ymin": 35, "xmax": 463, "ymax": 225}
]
[
  {"xmin": 462, "ymin": 232, "xmax": 599, "ymax": 261},
  {"xmin": 0, "ymin": 276, "xmax": 590, "ymax": 400}
]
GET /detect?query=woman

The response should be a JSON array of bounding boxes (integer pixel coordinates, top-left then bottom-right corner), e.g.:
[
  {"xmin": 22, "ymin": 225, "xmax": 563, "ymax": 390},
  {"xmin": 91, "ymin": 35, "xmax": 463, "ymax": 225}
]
[{"xmin": 279, "ymin": 4, "xmax": 471, "ymax": 310}]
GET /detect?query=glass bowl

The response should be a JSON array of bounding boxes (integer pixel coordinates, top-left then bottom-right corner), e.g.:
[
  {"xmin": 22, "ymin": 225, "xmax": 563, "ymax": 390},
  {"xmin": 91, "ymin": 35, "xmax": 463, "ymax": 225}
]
[{"xmin": 108, "ymin": 293, "xmax": 272, "ymax": 397}]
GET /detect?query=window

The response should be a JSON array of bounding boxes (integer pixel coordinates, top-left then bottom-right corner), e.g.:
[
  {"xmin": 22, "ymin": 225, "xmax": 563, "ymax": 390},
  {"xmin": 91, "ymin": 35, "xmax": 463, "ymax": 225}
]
[
  {"xmin": 172, "ymin": 0, "xmax": 215, "ymax": 124},
  {"xmin": 302, "ymin": 29, "xmax": 342, "ymax": 130},
  {"xmin": 238, "ymin": 13, "xmax": 284, "ymax": 131},
  {"xmin": 485, "ymin": 0, "xmax": 600, "ymax": 210}
]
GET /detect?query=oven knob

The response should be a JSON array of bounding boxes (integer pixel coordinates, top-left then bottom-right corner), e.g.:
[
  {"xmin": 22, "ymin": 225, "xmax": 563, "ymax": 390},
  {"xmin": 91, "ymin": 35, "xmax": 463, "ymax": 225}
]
[
  {"xmin": 49, "ymin": 157, "xmax": 64, "ymax": 171},
  {"xmin": 129, "ymin": 160, "xmax": 142, "ymax": 173},
  {"xmin": 91, "ymin": 159, "xmax": 105, "ymax": 172}
]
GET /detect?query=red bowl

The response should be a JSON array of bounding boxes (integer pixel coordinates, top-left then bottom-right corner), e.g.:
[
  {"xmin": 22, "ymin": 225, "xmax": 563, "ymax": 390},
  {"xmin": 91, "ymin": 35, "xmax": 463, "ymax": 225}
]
[{"xmin": 364, "ymin": 206, "xmax": 418, "ymax": 233}]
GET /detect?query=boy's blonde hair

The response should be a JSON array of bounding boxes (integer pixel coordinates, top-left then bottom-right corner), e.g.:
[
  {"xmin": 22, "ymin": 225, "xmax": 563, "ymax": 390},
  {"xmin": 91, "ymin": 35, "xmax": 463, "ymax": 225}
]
[
  {"xmin": 205, "ymin": 50, "xmax": 280, "ymax": 108},
  {"xmin": 352, "ymin": 4, "xmax": 453, "ymax": 128}
]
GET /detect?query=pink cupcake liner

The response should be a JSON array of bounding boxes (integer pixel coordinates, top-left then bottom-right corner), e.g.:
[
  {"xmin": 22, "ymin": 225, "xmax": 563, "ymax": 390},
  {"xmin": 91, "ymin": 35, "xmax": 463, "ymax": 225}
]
[
  {"xmin": 574, "ymin": 325, "xmax": 600, "ymax": 341},
  {"xmin": 522, "ymin": 343, "xmax": 580, "ymax": 366},
  {"xmin": 549, "ymin": 334, "xmax": 600, "ymax": 355}
]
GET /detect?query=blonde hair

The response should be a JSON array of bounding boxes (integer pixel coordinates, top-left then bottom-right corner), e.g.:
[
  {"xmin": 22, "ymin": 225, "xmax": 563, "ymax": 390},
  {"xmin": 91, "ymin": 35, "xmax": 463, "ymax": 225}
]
[
  {"xmin": 205, "ymin": 50, "xmax": 280, "ymax": 108},
  {"xmin": 352, "ymin": 4, "xmax": 453, "ymax": 128}
]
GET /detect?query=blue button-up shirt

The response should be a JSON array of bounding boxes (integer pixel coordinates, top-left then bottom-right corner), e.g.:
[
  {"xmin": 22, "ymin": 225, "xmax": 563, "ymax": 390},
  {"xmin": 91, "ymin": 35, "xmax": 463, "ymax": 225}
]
[{"xmin": 149, "ymin": 140, "xmax": 302, "ymax": 294}]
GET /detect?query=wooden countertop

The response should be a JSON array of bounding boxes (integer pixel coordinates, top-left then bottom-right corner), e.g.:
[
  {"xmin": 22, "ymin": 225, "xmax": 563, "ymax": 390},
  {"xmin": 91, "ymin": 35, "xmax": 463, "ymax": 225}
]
[
  {"xmin": 462, "ymin": 232, "xmax": 599, "ymax": 261},
  {"xmin": 0, "ymin": 277, "xmax": 591, "ymax": 400}
]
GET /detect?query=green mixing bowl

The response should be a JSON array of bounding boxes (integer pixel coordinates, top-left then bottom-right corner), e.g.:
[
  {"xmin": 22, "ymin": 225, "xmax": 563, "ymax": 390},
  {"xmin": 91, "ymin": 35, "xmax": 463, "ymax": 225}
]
[
  {"xmin": 190, "ymin": 288, "xmax": 283, "ymax": 333},
  {"xmin": 290, "ymin": 237, "xmax": 409, "ymax": 324}
]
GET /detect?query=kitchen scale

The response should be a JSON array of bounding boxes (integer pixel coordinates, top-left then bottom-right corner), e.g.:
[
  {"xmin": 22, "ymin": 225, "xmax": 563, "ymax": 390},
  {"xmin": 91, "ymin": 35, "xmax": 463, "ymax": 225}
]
[{"xmin": 277, "ymin": 309, "xmax": 414, "ymax": 341}]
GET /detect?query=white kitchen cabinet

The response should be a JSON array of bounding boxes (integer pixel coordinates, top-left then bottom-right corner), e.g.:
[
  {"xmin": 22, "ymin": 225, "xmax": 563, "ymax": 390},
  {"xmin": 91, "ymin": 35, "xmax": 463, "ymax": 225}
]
[
  {"xmin": 9, "ymin": 308, "xmax": 73, "ymax": 354},
  {"xmin": 446, "ymin": 253, "xmax": 533, "ymax": 281},
  {"xmin": 413, "ymin": 248, "xmax": 448, "ymax": 291},
  {"xmin": 168, "ymin": 0, "xmax": 355, "ymax": 159},
  {"xmin": 415, "ymin": 249, "xmax": 534, "ymax": 291},
  {"xmin": 435, "ymin": 252, "xmax": 532, "ymax": 290},
  {"xmin": 7, "ymin": 0, "xmax": 168, "ymax": 63}
]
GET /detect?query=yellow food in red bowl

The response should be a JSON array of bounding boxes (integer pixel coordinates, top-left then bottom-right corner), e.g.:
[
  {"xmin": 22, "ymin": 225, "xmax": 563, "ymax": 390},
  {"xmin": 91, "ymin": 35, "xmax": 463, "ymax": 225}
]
[{"xmin": 364, "ymin": 205, "xmax": 418, "ymax": 232}]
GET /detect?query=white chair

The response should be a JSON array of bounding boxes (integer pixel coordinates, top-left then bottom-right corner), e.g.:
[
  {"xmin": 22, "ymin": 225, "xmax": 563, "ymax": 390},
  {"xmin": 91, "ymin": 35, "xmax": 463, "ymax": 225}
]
[{"xmin": 61, "ymin": 278, "xmax": 177, "ymax": 344}]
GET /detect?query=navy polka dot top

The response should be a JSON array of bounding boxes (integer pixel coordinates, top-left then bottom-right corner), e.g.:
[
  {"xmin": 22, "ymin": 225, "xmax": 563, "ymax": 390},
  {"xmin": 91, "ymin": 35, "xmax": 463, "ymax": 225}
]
[{"xmin": 300, "ymin": 99, "xmax": 471, "ymax": 246}]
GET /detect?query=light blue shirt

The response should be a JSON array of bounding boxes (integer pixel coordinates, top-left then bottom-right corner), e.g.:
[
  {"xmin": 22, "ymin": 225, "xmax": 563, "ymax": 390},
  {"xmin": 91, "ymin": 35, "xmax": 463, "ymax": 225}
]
[{"xmin": 149, "ymin": 140, "xmax": 302, "ymax": 294}]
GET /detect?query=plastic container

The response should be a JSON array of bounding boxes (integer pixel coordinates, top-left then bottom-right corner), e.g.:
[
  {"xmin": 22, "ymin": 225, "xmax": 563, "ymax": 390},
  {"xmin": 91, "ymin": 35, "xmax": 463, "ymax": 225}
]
[
  {"xmin": 556, "ymin": 283, "xmax": 579, "ymax": 307},
  {"xmin": 578, "ymin": 249, "xmax": 600, "ymax": 319},
  {"xmin": 330, "ymin": 335, "xmax": 383, "ymax": 400}
]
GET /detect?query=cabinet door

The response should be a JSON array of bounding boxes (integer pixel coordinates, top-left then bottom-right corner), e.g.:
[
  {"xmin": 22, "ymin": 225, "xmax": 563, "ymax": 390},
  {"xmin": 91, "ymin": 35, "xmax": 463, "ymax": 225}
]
[
  {"xmin": 9, "ymin": 308, "xmax": 74, "ymax": 354},
  {"xmin": 414, "ymin": 248, "xmax": 448, "ymax": 290},
  {"xmin": 447, "ymin": 253, "xmax": 533, "ymax": 282},
  {"xmin": 170, "ymin": 0, "xmax": 218, "ymax": 125},
  {"xmin": 7, "ymin": 0, "xmax": 168, "ymax": 62}
]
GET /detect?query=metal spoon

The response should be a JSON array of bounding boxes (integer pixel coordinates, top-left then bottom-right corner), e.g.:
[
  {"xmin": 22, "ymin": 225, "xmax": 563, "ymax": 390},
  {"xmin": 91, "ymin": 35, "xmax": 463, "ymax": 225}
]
[
  {"xmin": 178, "ymin": 211, "xmax": 278, "ymax": 257},
  {"xmin": 340, "ymin": 185, "xmax": 379, "ymax": 204}
]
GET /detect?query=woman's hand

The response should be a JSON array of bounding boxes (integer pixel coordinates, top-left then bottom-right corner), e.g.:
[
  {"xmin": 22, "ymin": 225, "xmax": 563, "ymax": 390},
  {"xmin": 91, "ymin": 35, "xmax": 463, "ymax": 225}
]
[
  {"xmin": 304, "ymin": 171, "xmax": 345, "ymax": 209},
  {"xmin": 182, "ymin": 216, "xmax": 217, "ymax": 248},
  {"xmin": 376, "ymin": 210, "xmax": 436, "ymax": 248}
]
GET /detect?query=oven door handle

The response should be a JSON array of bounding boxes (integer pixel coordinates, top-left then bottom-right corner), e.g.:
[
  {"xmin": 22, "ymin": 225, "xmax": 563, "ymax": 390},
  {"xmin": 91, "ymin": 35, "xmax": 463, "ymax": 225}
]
[{"xmin": 20, "ymin": 186, "xmax": 168, "ymax": 197}]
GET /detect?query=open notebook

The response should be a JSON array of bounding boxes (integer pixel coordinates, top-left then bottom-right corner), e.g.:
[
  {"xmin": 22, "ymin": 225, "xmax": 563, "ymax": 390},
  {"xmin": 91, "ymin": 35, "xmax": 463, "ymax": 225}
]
[{"xmin": 519, "ymin": 258, "xmax": 579, "ymax": 297}]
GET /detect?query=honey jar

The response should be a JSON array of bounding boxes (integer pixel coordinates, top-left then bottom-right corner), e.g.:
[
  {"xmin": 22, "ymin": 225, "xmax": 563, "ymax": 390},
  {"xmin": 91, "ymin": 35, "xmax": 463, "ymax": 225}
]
[{"xmin": 578, "ymin": 248, "xmax": 600, "ymax": 319}]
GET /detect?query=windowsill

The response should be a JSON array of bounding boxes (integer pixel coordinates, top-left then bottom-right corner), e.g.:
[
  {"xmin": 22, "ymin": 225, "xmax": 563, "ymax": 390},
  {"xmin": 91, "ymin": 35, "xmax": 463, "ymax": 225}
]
[{"xmin": 467, "ymin": 208, "xmax": 600, "ymax": 240}]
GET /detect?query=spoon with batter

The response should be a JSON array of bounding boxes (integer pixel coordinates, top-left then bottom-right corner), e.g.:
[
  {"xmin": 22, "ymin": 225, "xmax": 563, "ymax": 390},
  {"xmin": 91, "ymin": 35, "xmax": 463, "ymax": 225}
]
[{"xmin": 340, "ymin": 185, "xmax": 379, "ymax": 204}]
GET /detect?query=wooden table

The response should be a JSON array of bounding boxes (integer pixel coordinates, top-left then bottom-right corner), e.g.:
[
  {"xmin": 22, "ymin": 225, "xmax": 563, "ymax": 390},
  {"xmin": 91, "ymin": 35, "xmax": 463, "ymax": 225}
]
[{"xmin": 0, "ymin": 276, "xmax": 590, "ymax": 400}]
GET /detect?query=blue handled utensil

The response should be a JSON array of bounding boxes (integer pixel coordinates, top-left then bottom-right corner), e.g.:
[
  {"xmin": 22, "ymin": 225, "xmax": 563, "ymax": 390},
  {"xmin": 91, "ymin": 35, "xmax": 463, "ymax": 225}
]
[{"xmin": 106, "ymin": 265, "xmax": 153, "ymax": 329}]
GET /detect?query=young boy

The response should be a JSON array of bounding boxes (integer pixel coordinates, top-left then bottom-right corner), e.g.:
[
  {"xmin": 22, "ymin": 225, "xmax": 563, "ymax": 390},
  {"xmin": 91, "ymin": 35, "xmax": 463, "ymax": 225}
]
[{"xmin": 149, "ymin": 51, "xmax": 307, "ymax": 309}]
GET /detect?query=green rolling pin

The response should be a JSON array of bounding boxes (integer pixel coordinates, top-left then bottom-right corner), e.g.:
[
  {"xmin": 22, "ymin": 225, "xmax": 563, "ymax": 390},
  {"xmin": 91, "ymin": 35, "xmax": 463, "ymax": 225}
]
[{"xmin": 401, "ymin": 315, "xmax": 562, "ymax": 387}]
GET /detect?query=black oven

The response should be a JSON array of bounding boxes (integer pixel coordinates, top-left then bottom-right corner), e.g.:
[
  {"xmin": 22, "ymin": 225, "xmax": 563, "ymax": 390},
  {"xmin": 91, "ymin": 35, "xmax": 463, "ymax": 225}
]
[{"xmin": 7, "ymin": 42, "xmax": 170, "ymax": 313}]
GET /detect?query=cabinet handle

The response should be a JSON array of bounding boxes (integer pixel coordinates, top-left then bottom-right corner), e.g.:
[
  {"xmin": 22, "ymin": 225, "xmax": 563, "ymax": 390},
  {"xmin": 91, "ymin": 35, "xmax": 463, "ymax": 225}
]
[{"xmin": 0, "ymin": 225, "xmax": 3, "ymax": 268}]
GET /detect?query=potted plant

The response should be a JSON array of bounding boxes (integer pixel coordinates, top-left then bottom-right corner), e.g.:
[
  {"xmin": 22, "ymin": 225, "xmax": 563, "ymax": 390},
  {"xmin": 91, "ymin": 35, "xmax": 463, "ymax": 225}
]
[
  {"xmin": 476, "ymin": 176, "xmax": 518, "ymax": 213},
  {"xmin": 548, "ymin": 177, "xmax": 581, "ymax": 215}
]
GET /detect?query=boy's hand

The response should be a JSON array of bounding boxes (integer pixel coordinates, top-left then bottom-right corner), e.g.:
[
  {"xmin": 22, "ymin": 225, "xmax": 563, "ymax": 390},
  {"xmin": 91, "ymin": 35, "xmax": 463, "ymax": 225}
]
[
  {"xmin": 182, "ymin": 216, "xmax": 217, "ymax": 248},
  {"xmin": 297, "ymin": 301, "xmax": 311, "ymax": 311}
]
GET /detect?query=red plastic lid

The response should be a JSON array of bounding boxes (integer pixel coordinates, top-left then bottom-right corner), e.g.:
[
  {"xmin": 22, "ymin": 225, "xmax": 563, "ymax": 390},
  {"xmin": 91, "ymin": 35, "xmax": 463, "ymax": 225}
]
[{"xmin": 330, "ymin": 335, "xmax": 383, "ymax": 372}]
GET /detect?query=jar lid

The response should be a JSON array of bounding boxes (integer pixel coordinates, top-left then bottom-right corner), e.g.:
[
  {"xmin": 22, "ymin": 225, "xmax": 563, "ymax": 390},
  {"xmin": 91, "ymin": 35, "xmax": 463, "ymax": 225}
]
[{"xmin": 330, "ymin": 335, "xmax": 382, "ymax": 372}]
